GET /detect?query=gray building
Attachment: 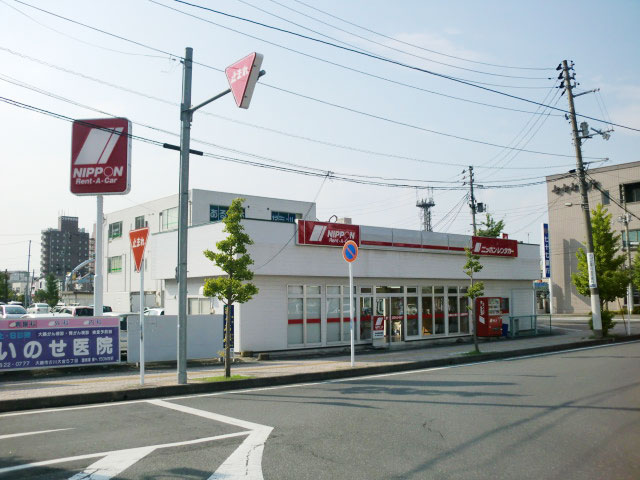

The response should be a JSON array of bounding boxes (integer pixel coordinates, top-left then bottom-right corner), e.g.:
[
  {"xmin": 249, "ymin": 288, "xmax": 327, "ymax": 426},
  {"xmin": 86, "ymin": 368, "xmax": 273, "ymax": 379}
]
[
  {"xmin": 546, "ymin": 161, "xmax": 640, "ymax": 314},
  {"xmin": 41, "ymin": 216, "xmax": 91, "ymax": 287}
]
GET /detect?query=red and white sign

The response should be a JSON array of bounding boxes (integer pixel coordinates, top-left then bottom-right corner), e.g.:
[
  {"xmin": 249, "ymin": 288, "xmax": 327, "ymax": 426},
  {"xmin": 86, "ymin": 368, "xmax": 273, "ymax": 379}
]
[
  {"xmin": 129, "ymin": 227, "xmax": 149, "ymax": 272},
  {"xmin": 225, "ymin": 52, "xmax": 264, "ymax": 109},
  {"xmin": 297, "ymin": 220, "xmax": 360, "ymax": 247},
  {"xmin": 472, "ymin": 236, "xmax": 518, "ymax": 257},
  {"xmin": 70, "ymin": 117, "xmax": 131, "ymax": 195},
  {"xmin": 372, "ymin": 316, "xmax": 385, "ymax": 339}
]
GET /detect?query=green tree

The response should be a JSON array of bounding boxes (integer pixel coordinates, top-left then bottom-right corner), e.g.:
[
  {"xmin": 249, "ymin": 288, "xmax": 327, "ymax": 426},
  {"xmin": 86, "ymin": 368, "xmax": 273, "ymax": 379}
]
[
  {"xmin": 203, "ymin": 198, "xmax": 259, "ymax": 377},
  {"xmin": 33, "ymin": 289, "xmax": 48, "ymax": 303},
  {"xmin": 0, "ymin": 271, "xmax": 9, "ymax": 303},
  {"xmin": 572, "ymin": 204, "xmax": 628, "ymax": 336},
  {"xmin": 476, "ymin": 213, "xmax": 505, "ymax": 238},
  {"xmin": 463, "ymin": 247, "xmax": 485, "ymax": 353},
  {"xmin": 44, "ymin": 273, "xmax": 60, "ymax": 308}
]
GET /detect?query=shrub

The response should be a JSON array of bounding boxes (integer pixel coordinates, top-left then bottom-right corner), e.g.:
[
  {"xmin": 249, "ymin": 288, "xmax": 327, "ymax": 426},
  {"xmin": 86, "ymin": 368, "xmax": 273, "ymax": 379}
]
[{"xmin": 588, "ymin": 310, "xmax": 615, "ymax": 336}]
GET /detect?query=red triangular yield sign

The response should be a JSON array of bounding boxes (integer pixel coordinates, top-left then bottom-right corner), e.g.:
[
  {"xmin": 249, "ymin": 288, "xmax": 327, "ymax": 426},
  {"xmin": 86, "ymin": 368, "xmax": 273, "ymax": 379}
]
[
  {"xmin": 129, "ymin": 227, "xmax": 150, "ymax": 272},
  {"xmin": 225, "ymin": 52, "xmax": 264, "ymax": 109}
]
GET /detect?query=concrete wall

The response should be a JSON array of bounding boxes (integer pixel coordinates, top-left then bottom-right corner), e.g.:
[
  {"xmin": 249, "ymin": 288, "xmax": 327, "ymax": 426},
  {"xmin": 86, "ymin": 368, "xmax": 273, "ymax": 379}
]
[{"xmin": 126, "ymin": 314, "xmax": 223, "ymax": 363}]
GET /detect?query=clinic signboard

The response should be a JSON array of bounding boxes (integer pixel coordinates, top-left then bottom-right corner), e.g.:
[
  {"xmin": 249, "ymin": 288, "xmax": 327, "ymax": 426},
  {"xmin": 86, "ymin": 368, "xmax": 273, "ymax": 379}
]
[
  {"xmin": 297, "ymin": 220, "xmax": 360, "ymax": 247},
  {"xmin": 471, "ymin": 236, "xmax": 518, "ymax": 257},
  {"xmin": 0, "ymin": 317, "xmax": 119, "ymax": 371},
  {"xmin": 541, "ymin": 223, "xmax": 550, "ymax": 278}
]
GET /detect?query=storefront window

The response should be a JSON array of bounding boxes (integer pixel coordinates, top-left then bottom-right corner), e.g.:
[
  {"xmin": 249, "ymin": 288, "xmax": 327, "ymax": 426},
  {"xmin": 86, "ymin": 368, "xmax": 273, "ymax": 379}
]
[
  {"xmin": 422, "ymin": 295, "xmax": 433, "ymax": 335},
  {"xmin": 360, "ymin": 296, "xmax": 372, "ymax": 340},
  {"xmin": 326, "ymin": 296, "xmax": 341, "ymax": 343},
  {"xmin": 460, "ymin": 296, "xmax": 470, "ymax": 333},
  {"xmin": 342, "ymin": 294, "xmax": 352, "ymax": 342},
  {"xmin": 376, "ymin": 286, "xmax": 403, "ymax": 294},
  {"xmin": 308, "ymin": 285, "xmax": 321, "ymax": 295},
  {"xmin": 390, "ymin": 297, "xmax": 404, "ymax": 342},
  {"xmin": 434, "ymin": 296, "xmax": 445, "ymax": 334},
  {"xmin": 288, "ymin": 285, "xmax": 303, "ymax": 295},
  {"xmin": 434, "ymin": 286, "xmax": 444, "ymax": 294},
  {"xmin": 448, "ymin": 296, "xmax": 459, "ymax": 334},
  {"xmin": 287, "ymin": 297, "xmax": 303, "ymax": 345},
  {"xmin": 306, "ymin": 297, "xmax": 321, "ymax": 344},
  {"xmin": 407, "ymin": 295, "xmax": 419, "ymax": 336}
]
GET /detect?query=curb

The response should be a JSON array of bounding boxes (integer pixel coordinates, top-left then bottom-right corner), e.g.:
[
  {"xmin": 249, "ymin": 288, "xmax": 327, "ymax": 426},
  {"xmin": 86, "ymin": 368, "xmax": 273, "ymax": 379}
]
[{"xmin": 1, "ymin": 335, "xmax": 638, "ymax": 413}]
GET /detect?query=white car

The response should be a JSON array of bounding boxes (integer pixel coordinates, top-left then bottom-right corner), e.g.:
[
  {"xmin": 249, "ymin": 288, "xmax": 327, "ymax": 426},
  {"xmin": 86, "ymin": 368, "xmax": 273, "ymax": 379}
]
[
  {"xmin": 1, "ymin": 304, "xmax": 27, "ymax": 318},
  {"xmin": 27, "ymin": 303, "xmax": 51, "ymax": 314},
  {"xmin": 144, "ymin": 308, "xmax": 165, "ymax": 316}
]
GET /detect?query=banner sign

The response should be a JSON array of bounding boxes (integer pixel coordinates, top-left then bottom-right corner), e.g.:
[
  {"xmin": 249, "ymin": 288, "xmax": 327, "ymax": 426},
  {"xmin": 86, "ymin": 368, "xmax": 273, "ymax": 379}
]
[
  {"xmin": 297, "ymin": 220, "xmax": 360, "ymax": 247},
  {"xmin": 541, "ymin": 223, "xmax": 550, "ymax": 278},
  {"xmin": 471, "ymin": 236, "xmax": 518, "ymax": 257},
  {"xmin": 70, "ymin": 117, "xmax": 132, "ymax": 195},
  {"xmin": 372, "ymin": 316, "xmax": 385, "ymax": 339},
  {"xmin": 0, "ymin": 317, "xmax": 119, "ymax": 371},
  {"xmin": 223, "ymin": 305, "xmax": 234, "ymax": 349}
]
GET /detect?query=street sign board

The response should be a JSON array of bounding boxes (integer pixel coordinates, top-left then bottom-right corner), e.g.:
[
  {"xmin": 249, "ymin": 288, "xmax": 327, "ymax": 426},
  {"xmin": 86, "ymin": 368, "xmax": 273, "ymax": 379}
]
[
  {"xmin": 471, "ymin": 236, "xmax": 518, "ymax": 257},
  {"xmin": 129, "ymin": 227, "xmax": 150, "ymax": 272},
  {"xmin": 342, "ymin": 240, "xmax": 358, "ymax": 263},
  {"xmin": 297, "ymin": 220, "xmax": 360, "ymax": 247},
  {"xmin": 70, "ymin": 117, "xmax": 132, "ymax": 195},
  {"xmin": 541, "ymin": 223, "xmax": 551, "ymax": 278},
  {"xmin": 225, "ymin": 52, "xmax": 264, "ymax": 109}
]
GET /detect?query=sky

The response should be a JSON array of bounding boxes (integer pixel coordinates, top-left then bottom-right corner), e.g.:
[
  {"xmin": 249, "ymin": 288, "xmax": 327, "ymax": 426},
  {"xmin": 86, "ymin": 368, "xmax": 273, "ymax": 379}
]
[{"xmin": 1, "ymin": 0, "xmax": 639, "ymax": 275}]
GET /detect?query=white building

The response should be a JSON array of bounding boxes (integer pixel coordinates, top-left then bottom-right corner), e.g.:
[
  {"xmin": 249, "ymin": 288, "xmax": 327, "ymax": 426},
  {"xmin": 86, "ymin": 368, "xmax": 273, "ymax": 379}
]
[{"xmin": 102, "ymin": 189, "xmax": 539, "ymax": 353}]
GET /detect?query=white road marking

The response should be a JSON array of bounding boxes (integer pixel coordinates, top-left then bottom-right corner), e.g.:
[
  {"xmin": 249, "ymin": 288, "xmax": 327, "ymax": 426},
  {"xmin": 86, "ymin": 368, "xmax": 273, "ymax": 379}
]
[
  {"xmin": 0, "ymin": 428, "xmax": 72, "ymax": 440},
  {"xmin": 148, "ymin": 399, "xmax": 273, "ymax": 480},
  {"xmin": 0, "ymin": 431, "xmax": 248, "ymax": 476},
  {"xmin": 67, "ymin": 446, "xmax": 155, "ymax": 480}
]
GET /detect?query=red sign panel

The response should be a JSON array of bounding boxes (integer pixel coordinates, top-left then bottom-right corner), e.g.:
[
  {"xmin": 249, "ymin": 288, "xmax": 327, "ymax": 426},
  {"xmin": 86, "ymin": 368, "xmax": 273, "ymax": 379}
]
[
  {"xmin": 297, "ymin": 220, "xmax": 360, "ymax": 247},
  {"xmin": 129, "ymin": 227, "xmax": 149, "ymax": 272},
  {"xmin": 225, "ymin": 52, "xmax": 264, "ymax": 109},
  {"xmin": 70, "ymin": 118, "xmax": 131, "ymax": 195},
  {"xmin": 471, "ymin": 236, "xmax": 518, "ymax": 257}
]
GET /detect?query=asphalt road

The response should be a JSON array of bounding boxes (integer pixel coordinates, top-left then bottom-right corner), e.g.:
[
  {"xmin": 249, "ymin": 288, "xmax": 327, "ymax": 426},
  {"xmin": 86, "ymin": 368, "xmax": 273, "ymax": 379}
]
[{"xmin": 1, "ymin": 341, "xmax": 638, "ymax": 479}]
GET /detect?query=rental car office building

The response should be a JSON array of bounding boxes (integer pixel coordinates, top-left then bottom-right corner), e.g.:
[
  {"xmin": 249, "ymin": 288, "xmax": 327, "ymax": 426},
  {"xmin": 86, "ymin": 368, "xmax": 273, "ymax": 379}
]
[{"xmin": 141, "ymin": 193, "xmax": 539, "ymax": 353}]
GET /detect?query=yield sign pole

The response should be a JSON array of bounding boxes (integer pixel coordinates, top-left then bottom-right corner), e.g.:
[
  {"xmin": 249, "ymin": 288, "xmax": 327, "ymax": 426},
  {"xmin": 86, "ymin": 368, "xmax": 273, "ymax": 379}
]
[
  {"xmin": 130, "ymin": 227, "xmax": 149, "ymax": 386},
  {"xmin": 176, "ymin": 48, "xmax": 265, "ymax": 385}
]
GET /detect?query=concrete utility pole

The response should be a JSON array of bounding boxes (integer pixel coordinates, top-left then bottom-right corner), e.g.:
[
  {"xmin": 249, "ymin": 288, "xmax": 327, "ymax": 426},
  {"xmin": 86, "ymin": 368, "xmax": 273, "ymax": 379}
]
[
  {"xmin": 177, "ymin": 47, "xmax": 194, "ymax": 385},
  {"xmin": 468, "ymin": 165, "xmax": 477, "ymax": 235},
  {"xmin": 25, "ymin": 240, "xmax": 31, "ymax": 306},
  {"xmin": 561, "ymin": 60, "xmax": 603, "ymax": 337},
  {"xmin": 176, "ymin": 48, "xmax": 266, "ymax": 384}
]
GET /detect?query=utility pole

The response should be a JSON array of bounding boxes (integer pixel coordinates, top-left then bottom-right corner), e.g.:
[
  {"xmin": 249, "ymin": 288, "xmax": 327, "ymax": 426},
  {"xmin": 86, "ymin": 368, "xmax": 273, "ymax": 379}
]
[
  {"xmin": 176, "ymin": 48, "xmax": 266, "ymax": 384},
  {"xmin": 561, "ymin": 59, "xmax": 603, "ymax": 337},
  {"xmin": 619, "ymin": 187, "xmax": 633, "ymax": 335},
  {"xmin": 25, "ymin": 240, "xmax": 31, "ymax": 306},
  {"xmin": 468, "ymin": 165, "xmax": 477, "ymax": 235}
]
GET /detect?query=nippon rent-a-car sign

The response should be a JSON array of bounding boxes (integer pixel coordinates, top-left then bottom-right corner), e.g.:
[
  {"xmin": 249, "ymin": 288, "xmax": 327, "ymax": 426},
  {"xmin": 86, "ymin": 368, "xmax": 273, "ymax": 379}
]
[
  {"xmin": 70, "ymin": 118, "xmax": 132, "ymax": 195},
  {"xmin": 297, "ymin": 220, "xmax": 360, "ymax": 247},
  {"xmin": 471, "ymin": 236, "xmax": 518, "ymax": 257}
]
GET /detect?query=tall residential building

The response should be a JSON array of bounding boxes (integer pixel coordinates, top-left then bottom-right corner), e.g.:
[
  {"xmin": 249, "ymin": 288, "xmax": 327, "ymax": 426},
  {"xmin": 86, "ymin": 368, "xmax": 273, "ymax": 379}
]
[
  {"xmin": 546, "ymin": 161, "xmax": 640, "ymax": 314},
  {"xmin": 41, "ymin": 216, "xmax": 91, "ymax": 286}
]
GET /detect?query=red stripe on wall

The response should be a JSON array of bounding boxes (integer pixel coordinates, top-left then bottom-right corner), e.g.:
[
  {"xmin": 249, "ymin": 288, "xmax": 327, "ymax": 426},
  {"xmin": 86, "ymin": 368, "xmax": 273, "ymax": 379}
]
[
  {"xmin": 361, "ymin": 240, "xmax": 465, "ymax": 252},
  {"xmin": 307, "ymin": 318, "xmax": 321, "ymax": 324}
]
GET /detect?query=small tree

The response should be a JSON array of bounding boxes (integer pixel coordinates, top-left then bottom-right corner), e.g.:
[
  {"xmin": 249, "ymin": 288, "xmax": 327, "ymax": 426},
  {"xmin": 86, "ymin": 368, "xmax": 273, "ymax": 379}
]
[
  {"xmin": 476, "ymin": 213, "xmax": 505, "ymax": 238},
  {"xmin": 463, "ymin": 247, "xmax": 485, "ymax": 353},
  {"xmin": 0, "ymin": 271, "xmax": 9, "ymax": 303},
  {"xmin": 33, "ymin": 289, "xmax": 48, "ymax": 303},
  {"xmin": 44, "ymin": 273, "xmax": 60, "ymax": 308},
  {"xmin": 203, "ymin": 198, "xmax": 258, "ymax": 377},
  {"xmin": 572, "ymin": 204, "xmax": 628, "ymax": 336}
]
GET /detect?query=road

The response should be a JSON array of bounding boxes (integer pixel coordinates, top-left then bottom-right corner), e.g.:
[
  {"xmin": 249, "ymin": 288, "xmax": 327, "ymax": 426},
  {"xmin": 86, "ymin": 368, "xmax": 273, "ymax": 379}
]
[{"xmin": 1, "ymin": 341, "xmax": 638, "ymax": 479}]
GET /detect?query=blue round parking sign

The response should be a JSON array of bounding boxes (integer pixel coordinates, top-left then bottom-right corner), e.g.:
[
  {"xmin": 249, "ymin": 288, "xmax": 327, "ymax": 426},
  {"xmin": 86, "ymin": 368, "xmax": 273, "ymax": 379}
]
[{"xmin": 342, "ymin": 240, "xmax": 358, "ymax": 263}]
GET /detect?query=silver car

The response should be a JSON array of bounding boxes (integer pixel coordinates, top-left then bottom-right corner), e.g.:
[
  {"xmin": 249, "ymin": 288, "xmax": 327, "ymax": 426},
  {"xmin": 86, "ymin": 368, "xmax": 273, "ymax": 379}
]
[
  {"xmin": 27, "ymin": 303, "xmax": 51, "ymax": 314},
  {"xmin": 1, "ymin": 305, "xmax": 27, "ymax": 318}
]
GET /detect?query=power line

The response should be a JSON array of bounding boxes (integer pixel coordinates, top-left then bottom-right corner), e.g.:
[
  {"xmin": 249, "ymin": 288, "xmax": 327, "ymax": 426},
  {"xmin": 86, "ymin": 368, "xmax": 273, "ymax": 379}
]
[
  {"xmin": 147, "ymin": 2, "xmax": 562, "ymax": 116},
  {"xmin": 244, "ymin": 0, "xmax": 553, "ymax": 80},
  {"xmin": 291, "ymin": 0, "xmax": 554, "ymax": 71},
  {"xmin": 12, "ymin": 0, "xmax": 638, "ymax": 131},
  {"xmin": 1, "ymin": 46, "xmax": 597, "ymax": 164}
]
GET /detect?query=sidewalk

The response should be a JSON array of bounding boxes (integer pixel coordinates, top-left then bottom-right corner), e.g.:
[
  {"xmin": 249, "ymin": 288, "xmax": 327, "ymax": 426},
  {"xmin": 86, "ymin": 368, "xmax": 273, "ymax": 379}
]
[{"xmin": 1, "ymin": 325, "xmax": 639, "ymax": 413}]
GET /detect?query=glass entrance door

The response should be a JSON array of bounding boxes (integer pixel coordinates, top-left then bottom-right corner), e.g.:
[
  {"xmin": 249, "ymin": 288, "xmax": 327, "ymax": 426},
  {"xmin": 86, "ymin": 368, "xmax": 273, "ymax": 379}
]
[{"xmin": 390, "ymin": 297, "xmax": 404, "ymax": 342}]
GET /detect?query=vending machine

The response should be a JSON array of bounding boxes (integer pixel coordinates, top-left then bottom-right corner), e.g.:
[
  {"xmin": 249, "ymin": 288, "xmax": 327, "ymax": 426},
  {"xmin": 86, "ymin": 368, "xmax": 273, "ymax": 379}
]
[{"xmin": 475, "ymin": 297, "xmax": 504, "ymax": 337}]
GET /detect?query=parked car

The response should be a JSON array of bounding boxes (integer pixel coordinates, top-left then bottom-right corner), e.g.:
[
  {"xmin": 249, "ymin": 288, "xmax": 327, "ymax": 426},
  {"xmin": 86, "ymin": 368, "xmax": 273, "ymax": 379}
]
[
  {"xmin": 27, "ymin": 303, "xmax": 51, "ymax": 314},
  {"xmin": 1, "ymin": 304, "xmax": 27, "ymax": 318},
  {"xmin": 58, "ymin": 306, "xmax": 94, "ymax": 316},
  {"xmin": 89, "ymin": 305, "xmax": 113, "ymax": 313},
  {"xmin": 144, "ymin": 307, "xmax": 165, "ymax": 316},
  {"xmin": 104, "ymin": 312, "xmax": 138, "ymax": 354}
]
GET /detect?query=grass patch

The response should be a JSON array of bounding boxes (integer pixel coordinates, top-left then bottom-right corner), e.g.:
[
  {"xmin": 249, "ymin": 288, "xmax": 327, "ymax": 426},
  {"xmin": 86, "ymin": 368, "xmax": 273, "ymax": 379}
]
[
  {"xmin": 462, "ymin": 350, "xmax": 483, "ymax": 356},
  {"xmin": 195, "ymin": 375, "xmax": 252, "ymax": 383}
]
